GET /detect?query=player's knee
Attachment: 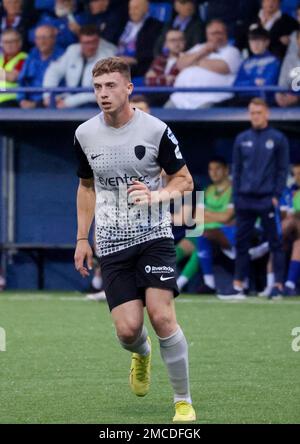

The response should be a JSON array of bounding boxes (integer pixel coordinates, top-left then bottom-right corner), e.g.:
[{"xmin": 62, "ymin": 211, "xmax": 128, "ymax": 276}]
[
  {"xmin": 115, "ymin": 321, "xmax": 141, "ymax": 344},
  {"xmin": 148, "ymin": 309, "xmax": 174, "ymax": 332}
]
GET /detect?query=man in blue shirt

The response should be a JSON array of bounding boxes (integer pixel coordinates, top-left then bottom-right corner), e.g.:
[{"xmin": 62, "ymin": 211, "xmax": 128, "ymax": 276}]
[
  {"xmin": 218, "ymin": 97, "xmax": 289, "ymax": 300},
  {"xmin": 18, "ymin": 25, "xmax": 64, "ymax": 108},
  {"xmin": 29, "ymin": 0, "xmax": 86, "ymax": 50}
]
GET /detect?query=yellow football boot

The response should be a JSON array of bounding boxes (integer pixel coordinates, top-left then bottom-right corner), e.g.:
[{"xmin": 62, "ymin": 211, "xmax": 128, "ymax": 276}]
[
  {"xmin": 129, "ymin": 336, "xmax": 151, "ymax": 397},
  {"xmin": 173, "ymin": 401, "xmax": 196, "ymax": 422}
]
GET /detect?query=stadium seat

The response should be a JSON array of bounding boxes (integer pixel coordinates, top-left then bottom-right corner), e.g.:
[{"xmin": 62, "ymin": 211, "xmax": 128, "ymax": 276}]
[
  {"xmin": 281, "ymin": 0, "xmax": 298, "ymax": 17},
  {"xmin": 149, "ymin": 2, "xmax": 173, "ymax": 22},
  {"xmin": 35, "ymin": 0, "xmax": 55, "ymax": 11}
]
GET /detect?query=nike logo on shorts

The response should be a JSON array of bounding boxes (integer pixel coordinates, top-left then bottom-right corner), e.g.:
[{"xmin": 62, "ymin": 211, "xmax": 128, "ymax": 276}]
[{"xmin": 160, "ymin": 275, "xmax": 174, "ymax": 281}]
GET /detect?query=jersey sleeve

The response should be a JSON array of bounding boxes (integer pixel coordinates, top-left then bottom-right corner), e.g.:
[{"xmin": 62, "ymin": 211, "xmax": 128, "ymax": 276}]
[
  {"xmin": 74, "ymin": 134, "xmax": 93, "ymax": 179},
  {"xmin": 157, "ymin": 127, "xmax": 186, "ymax": 175}
]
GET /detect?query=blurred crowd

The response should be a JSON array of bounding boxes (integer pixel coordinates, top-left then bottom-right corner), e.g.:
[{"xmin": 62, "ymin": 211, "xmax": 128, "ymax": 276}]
[{"xmin": 0, "ymin": 0, "xmax": 300, "ymax": 109}]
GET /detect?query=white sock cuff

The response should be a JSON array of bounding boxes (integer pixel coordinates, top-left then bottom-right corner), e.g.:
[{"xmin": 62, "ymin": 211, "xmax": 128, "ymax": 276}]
[{"xmin": 158, "ymin": 326, "xmax": 185, "ymax": 348}]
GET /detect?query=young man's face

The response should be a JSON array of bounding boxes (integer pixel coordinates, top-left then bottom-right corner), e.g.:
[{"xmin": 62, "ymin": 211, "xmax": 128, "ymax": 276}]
[
  {"xmin": 208, "ymin": 162, "xmax": 228, "ymax": 184},
  {"xmin": 249, "ymin": 103, "xmax": 269, "ymax": 129},
  {"xmin": 249, "ymin": 37, "xmax": 270, "ymax": 55},
  {"xmin": 165, "ymin": 30, "xmax": 185, "ymax": 56},
  {"xmin": 93, "ymin": 71, "xmax": 133, "ymax": 114}
]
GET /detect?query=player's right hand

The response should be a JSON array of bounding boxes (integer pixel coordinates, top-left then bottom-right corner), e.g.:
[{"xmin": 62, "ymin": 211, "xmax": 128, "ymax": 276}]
[{"xmin": 74, "ymin": 240, "xmax": 93, "ymax": 278}]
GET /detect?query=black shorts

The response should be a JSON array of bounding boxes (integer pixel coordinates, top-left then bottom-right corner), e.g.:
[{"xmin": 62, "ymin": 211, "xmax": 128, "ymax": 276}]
[{"xmin": 98, "ymin": 237, "xmax": 179, "ymax": 311}]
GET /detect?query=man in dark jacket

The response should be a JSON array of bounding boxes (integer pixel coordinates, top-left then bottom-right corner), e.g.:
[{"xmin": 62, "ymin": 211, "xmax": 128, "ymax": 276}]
[
  {"xmin": 116, "ymin": 0, "xmax": 163, "ymax": 77},
  {"xmin": 218, "ymin": 97, "xmax": 289, "ymax": 300},
  {"xmin": 154, "ymin": 0, "xmax": 205, "ymax": 56}
]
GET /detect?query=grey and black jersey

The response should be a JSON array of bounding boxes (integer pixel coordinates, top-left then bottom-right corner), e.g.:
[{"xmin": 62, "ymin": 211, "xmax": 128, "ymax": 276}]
[{"xmin": 75, "ymin": 108, "xmax": 186, "ymax": 257}]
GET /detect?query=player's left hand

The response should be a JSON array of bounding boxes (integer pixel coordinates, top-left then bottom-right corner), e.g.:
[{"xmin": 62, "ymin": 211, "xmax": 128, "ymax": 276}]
[
  {"xmin": 272, "ymin": 197, "xmax": 279, "ymax": 207},
  {"xmin": 127, "ymin": 180, "xmax": 159, "ymax": 205}
]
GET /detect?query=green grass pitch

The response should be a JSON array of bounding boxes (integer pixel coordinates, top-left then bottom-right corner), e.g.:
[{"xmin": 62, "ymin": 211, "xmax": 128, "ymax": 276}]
[{"xmin": 0, "ymin": 292, "xmax": 300, "ymax": 424}]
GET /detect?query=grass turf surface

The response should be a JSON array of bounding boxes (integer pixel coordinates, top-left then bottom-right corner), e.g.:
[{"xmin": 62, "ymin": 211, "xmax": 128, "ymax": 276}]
[{"xmin": 0, "ymin": 292, "xmax": 300, "ymax": 424}]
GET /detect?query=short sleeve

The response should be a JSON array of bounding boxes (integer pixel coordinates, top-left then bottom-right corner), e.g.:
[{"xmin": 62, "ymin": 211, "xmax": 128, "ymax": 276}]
[
  {"xmin": 74, "ymin": 134, "xmax": 93, "ymax": 179},
  {"xmin": 212, "ymin": 46, "xmax": 241, "ymax": 75},
  {"xmin": 157, "ymin": 127, "xmax": 186, "ymax": 175}
]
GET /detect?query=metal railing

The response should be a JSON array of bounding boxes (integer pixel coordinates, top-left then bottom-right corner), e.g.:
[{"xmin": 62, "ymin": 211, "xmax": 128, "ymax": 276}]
[{"xmin": 0, "ymin": 86, "xmax": 299, "ymax": 108}]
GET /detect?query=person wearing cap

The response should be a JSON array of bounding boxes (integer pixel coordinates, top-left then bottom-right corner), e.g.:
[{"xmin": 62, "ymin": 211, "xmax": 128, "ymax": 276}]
[{"xmin": 233, "ymin": 25, "xmax": 280, "ymax": 105}]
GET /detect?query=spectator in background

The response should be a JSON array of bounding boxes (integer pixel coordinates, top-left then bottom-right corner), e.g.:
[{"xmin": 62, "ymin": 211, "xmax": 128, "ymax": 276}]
[
  {"xmin": 30, "ymin": 0, "xmax": 86, "ymax": 50},
  {"xmin": 117, "ymin": 0, "xmax": 163, "ymax": 77},
  {"xmin": 130, "ymin": 94, "xmax": 150, "ymax": 113},
  {"xmin": 80, "ymin": 0, "xmax": 127, "ymax": 45},
  {"xmin": 0, "ymin": 0, "xmax": 37, "ymax": 50},
  {"xmin": 201, "ymin": 0, "xmax": 261, "ymax": 43},
  {"xmin": 232, "ymin": 25, "xmax": 280, "ymax": 105},
  {"xmin": 218, "ymin": 98, "xmax": 289, "ymax": 300},
  {"xmin": 145, "ymin": 28, "xmax": 185, "ymax": 106},
  {"xmin": 286, "ymin": 4, "xmax": 300, "ymax": 55},
  {"xmin": 43, "ymin": 24, "xmax": 116, "ymax": 108},
  {"xmin": 167, "ymin": 19, "xmax": 241, "ymax": 109},
  {"xmin": 154, "ymin": 0, "xmax": 204, "ymax": 55},
  {"xmin": 0, "ymin": 28, "xmax": 27, "ymax": 107},
  {"xmin": 146, "ymin": 29, "xmax": 184, "ymax": 87},
  {"xmin": 276, "ymin": 29, "xmax": 300, "ymax": 107},
  {"xmin": 18, "ymin": 25, "xmax": 63, "ymax": 108},
  {"xmin": 254, "ymin": 0, "xmax": 298, "ymax": 59}
]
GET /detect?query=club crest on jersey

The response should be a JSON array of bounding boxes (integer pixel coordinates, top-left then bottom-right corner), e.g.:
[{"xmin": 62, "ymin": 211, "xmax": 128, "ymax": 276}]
[
  {"xmin": 167, "ymin": 127, "xmax": 178, "ymax": 145},
  {"xmin": 134, "ymin": 145, "xmax": 146, "ymax": 160},
  {"xmin": 266, "ymin": 139, "xmax": 274, "ymax": 149}
]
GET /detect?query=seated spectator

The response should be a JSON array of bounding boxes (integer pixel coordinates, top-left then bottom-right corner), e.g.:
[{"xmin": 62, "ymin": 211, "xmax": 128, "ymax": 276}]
[
  {"xmin": 117, "ymin": 0, "xmax": 163, "ymax": 77},
  {"xmin": 145, "ymin": 28, "xmax": 185, "ymax": 106},
  {"xmin": 80, "ymin": 0, "xmax": 127, "ymax": 45},
  {"xmin": 145, "ymin": 28, "xmax": 184, "ymax": 86},
  {"xmin": 130, "ymin": 94, "xmax": 150, "ymax": 113},
  {"xmin": 232, "ymin": 25, "xmax": 280, "ymax": 105},
  {"xmin": 167, "ymin": 19, "xmax": 242, "ymax": 109},
  {"xmin": 0, "ymin": 0, "xmax": 38, "ymax": 50},
  {"xmin": 18, "ymin": 25, "xmax": 64, "ymax": 108},
  {"xmin": 254, "ymin": 0, "xmax": 298, "ymax": 59},
  {"xmin": 30, "ymin": 0, "xmax": 86, "ymax": 49},
  {"xmin": 276, "ymin": 29, "xmax": 300, "ymax": 107},
  {"xmin": 175, "ymin": 157, "xmax": 234, "ymax": 294},
  {"xmin": 43, "ymin": 24, "xmax": 117, "ymax": 108},
  {"xmin": 0, "ymin": 28, "xmax": 27, "ymax": 107},
  {"xmin": 154, "ymin": 0, "xmax": 205, "ymax": 55}
]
